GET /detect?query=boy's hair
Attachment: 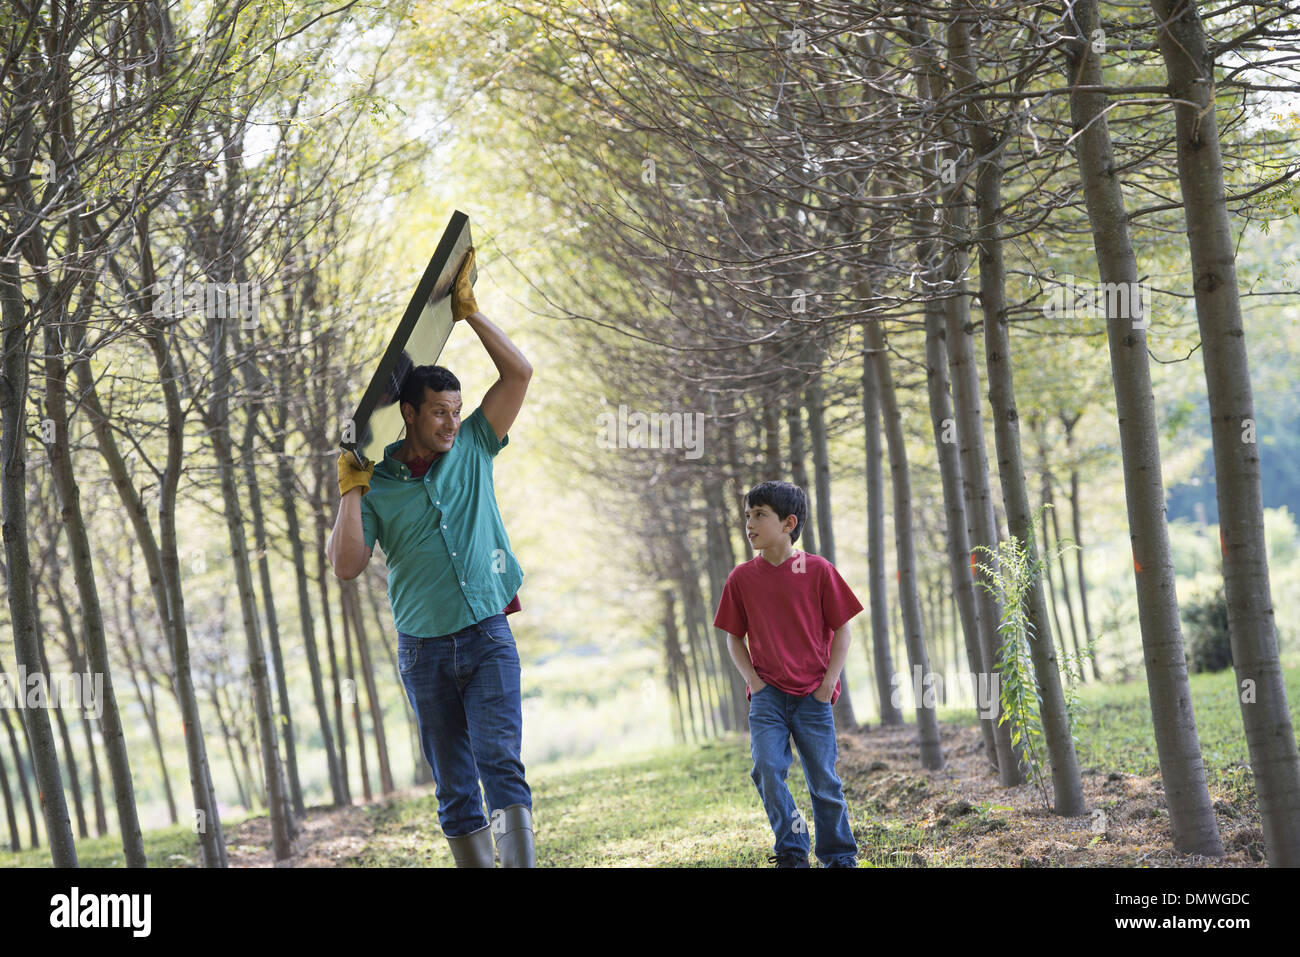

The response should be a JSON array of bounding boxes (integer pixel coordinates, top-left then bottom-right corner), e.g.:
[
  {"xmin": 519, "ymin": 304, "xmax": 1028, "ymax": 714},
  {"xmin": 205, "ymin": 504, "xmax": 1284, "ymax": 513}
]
[
  {"xmin": 399, "ymin": 365, "xmax": 461, "ymax": 421},
  {"xmin": 744, "ymin": 480, "xmax": 808, "ymax": 544}
]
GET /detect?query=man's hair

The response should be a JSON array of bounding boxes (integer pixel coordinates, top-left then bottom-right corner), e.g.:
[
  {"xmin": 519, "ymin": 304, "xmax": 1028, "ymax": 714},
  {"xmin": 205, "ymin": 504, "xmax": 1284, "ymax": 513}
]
[
  {"xmin": 399, "ymin": 365, "xmax": 461, "ymax": 421},
  {"xmin": 744, "ymin": 480, "xmax": 808, "ymax": 544}
]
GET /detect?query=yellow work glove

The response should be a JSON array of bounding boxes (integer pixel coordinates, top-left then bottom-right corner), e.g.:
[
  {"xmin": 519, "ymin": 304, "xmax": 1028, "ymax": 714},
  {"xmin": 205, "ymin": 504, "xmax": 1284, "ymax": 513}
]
[
  {"xmin": 338, "ymin": 450, "xmax": 374, "ymax": 497},
  {"xmin": 451, "ymin": 247, "xmax": 478, "ymax": 323}
]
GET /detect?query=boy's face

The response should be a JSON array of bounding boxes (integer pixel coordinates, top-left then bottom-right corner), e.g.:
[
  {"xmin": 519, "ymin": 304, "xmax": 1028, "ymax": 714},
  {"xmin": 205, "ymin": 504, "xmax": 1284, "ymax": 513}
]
[
  {"xmin": 403, "ymin": 387, "xmax": 462, "ymax": 455},
  {"xmin": 745, "ymin": 502, "xmax": 796, "ymax": 551}
]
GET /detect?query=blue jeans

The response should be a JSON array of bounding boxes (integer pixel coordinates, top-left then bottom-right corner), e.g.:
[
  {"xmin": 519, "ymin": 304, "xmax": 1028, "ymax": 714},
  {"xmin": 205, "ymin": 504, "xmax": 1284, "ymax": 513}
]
[
  {"xmin": 749, "ymin": 685, "xmax": 858, "ymax": 866},
  {"xmin": 397, "ymin": 612, "xmax": 532, "ymax": 837}
]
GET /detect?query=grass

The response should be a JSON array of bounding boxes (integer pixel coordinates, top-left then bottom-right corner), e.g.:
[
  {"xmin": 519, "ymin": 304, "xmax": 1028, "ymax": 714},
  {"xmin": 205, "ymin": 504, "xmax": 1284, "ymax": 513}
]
[{"xmin": 4, "ymin": 659, "xmax": 1297, "ymax": 867}]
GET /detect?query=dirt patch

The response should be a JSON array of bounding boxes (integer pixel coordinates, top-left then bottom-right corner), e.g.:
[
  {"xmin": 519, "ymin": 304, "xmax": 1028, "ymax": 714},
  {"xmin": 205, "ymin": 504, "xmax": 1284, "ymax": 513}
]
[
  {"xmin": 223, "ymin": 787, "xmax": 433, "ymax": 867},
  {"xmin": 837, "ymin": 722, "xmax": 1264, "ymax": 867}
]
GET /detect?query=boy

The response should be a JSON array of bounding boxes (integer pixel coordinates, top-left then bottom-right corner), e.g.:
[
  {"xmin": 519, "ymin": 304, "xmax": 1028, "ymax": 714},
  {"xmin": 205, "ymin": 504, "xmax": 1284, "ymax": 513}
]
[{"xmin": 713, "ymin": 480, "xmax": 862, "ymax": 868}]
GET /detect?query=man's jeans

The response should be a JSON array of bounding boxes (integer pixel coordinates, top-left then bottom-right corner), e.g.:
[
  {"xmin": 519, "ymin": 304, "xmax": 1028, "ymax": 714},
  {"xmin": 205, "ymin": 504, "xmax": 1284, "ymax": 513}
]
[
  {"xmin": 397, "ymin": 612, "xmax": 532, "ymax": 837},
  {"xmin": 749, "ymin": 685, "xmax": 858, "ymax": 866}
]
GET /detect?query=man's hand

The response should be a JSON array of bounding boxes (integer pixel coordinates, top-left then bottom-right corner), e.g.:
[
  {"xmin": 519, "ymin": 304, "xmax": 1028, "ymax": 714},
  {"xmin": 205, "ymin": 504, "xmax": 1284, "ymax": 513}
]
[
  {"xmin": 750, "ymin": 675, "xmax": 768, "ymax": 695},
  {"xmin": 812, "ymin": 683, "xmax": 834, "ymax": 704},
  {"xmin": 338, "ymin": 450, "xmax": 374, "ymax": 498},
  {"xmin": 451, "ymin": 247, "xmax": 478, "ymax": 323}
]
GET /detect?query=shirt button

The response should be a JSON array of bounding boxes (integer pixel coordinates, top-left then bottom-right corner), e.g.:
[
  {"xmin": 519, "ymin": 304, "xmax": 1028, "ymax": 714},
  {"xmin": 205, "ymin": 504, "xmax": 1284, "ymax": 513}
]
[
  {"xmin": 442, "ymin": 524, "xmax": 447, "ymax": 529},
  {"xmin": 452, "ymin": 551, "xmax": 457, "ymax": 556},
  {"xmin": 460, "ymin": 580, "xmax": 466, "ymax": 586},
  {"xmin": 436, "ymin": 500, "xmax": 441, "ymax": 505}
]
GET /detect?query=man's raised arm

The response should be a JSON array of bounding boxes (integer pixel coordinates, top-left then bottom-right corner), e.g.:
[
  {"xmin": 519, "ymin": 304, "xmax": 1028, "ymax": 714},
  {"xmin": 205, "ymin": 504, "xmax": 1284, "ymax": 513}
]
[{"xmin": 450, "ymin": 249, "xmax": 532, "ymax": 442}]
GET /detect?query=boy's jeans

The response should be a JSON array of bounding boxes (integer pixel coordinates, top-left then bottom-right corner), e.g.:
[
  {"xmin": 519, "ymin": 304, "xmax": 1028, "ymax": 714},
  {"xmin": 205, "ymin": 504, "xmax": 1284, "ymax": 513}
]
[
  {"xmin": 397, "ymin": 612, "xmax": 532, "ymax": 837},
  {"xmin": 748, "ymin": 685, "xmax": 858, "ymax": 866}
]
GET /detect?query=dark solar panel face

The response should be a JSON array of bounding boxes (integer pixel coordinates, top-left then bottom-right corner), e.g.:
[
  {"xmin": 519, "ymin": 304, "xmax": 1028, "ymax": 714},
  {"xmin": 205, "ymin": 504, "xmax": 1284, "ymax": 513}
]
[{"xmin": 343, "ymin": 211, "xmax": 474, "ymax": 466}]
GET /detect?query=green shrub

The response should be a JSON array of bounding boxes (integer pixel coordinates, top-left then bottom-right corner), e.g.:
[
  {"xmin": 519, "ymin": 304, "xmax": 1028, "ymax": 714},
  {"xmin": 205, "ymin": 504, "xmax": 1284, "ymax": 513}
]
[{"xmin": 1183, "ymin": 588, "xmax": 1233, "ymax": 673}]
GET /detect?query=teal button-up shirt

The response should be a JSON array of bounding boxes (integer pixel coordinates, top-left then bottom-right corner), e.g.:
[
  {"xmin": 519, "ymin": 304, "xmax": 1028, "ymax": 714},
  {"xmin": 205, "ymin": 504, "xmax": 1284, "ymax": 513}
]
[{"xmin": 360, "ymin": 406, "xmax": 524, "ymax": 637}]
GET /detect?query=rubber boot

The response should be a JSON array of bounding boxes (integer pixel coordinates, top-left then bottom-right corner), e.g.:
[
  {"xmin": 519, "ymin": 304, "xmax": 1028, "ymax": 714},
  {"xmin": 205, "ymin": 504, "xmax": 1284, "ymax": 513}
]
[
  {"xmin": 492, "ymin": 804, "xmax": 536, "ymax": 868},
  {"xmin": 446, "ymin": 822, "xmax": 495, "ymax": 867}
]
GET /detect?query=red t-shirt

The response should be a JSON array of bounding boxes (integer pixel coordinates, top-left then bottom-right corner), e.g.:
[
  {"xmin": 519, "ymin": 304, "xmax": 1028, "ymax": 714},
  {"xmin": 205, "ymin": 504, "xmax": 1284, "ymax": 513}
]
[
  {"xmin": 405, "ymin": 451, "xmax": 520, "ymax": 618},
  {"xmin": 712, "ymin": 551, "xmax": 863, "ymax": 704}
]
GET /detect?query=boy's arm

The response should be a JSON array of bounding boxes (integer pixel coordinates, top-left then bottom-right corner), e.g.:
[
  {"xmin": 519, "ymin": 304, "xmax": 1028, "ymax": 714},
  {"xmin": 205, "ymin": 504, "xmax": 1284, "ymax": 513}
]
[
  {"xmin": 725, "ymin": 634, "xmax": 766, "ymax": 692},
  {"xmin": 814, "ymin": 622, "xmax": 852, "ymax": 702}
]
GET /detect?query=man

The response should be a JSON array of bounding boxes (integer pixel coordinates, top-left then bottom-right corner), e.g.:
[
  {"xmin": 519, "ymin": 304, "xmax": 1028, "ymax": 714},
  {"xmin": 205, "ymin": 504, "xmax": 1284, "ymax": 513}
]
[{"xmin": 327, "ymin": 248, "xmax": 535, "ymax": 867}]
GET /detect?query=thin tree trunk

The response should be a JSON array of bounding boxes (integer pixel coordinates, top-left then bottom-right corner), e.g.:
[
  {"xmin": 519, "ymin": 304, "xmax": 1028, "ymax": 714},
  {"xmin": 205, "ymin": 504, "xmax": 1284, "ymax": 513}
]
[
  {"xmin": 0, "ymin": 721, "xmax": 18, "ymax": 850},
  {"xmin": 786, "ymin": 397, "xmax": 817, "ymax": 555},
  {"xmin": 863, "ymin": 346, "xmax": 904, "ymax": 726},
  {"xmin": 925, "ymin": 295, "xmax": 1000, "ymax": 757},
  {"xmin": 1, "ymin": 697, "xmax": 38, "ymax": 848},
  {"xmin": 365, "ymin": 572, "xmax": 431, "ymax": 786},
  {"xmin": 37, "ymin": 592, "xmax": 88, "ymax": 840},
  {"xmin": 278, "ymin": 436, "xmax": 345, "ymax": 804},
  {"xmin": 806, "ymin": 377, "xmax": 857, "ymax": 729},
  {"xmin": 1063, "ymin": 414, "xmax": 1100, "ymax": 680},
  {"xmin": 314, "ymin": 510, "xmax": 352, "ymax": 805},
  {"xmin": 208, "ymin": 682, "xmax": 250, "ymax": 811},
  {"xmin": 864, "ymin": 317, "xmax": 944, "ymax": 770},
  {"xmin": 762, "ymin": 395, "xmax": 781, "ymax": 478},
  {"xmin": 342, "ymin": 579, "xmax": 394, "ymax": 794},
  {"xmin": 705, "ymin": 480, "xmax": 749, "ymax": 731},
  {"xmin": 241, "ymin": 414, "xmax": 305, "ymax": 818},
  {"xmin": 1032, "ymin": 419, "xmax": 1069, "ymax": 658},
  {"xmin": 1063, "ymin": 0, "xmax": 1222, "ymax": 844},
  {"xmin": 43, "ymin": 315, "xmax": 141, "ymax": 857},
  {"xmin": 1045, "ymin": 457, "xmax": 1084, "ymax": 678},
  {"xmin": 0, "ymin": 259, "xmax": 76, "ymax": 865},
  {"xmin": 341, "ymin": 589, "xmax": 372, "ymax": 801},
  {"xmin": 1150, "ymin": 0, "xmax": 1300, "ymax": 865}
]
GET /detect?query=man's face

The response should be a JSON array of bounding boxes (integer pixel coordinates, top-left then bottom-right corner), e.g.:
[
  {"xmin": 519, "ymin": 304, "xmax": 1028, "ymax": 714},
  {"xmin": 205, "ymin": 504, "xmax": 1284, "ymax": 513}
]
[
  {"xmin": 403, "ymin": 387, "xmax": 462, "ymax": 455},
  {"xmin": 745, "ymin": 503, "xmax": 795, "ymax": 550}
]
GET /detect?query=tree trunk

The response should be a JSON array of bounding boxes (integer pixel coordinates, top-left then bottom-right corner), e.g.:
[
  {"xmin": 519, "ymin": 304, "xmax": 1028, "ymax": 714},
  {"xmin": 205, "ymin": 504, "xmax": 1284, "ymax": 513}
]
[
  {"xmin": 1149, "ymin": 0, "xmax": 1300, "ymax": 865},
  {"xmin": 705, "ymin": 480, "xmax": 749, "ymax": 731},
  {"xmin": 1, "ymin": 699, "xmax": 38, "ymax": 848},
  {"xmin": 342, "ymin": 579, "xmax": 394, "ymax": 794},
  {"xmin": 0, "ymin": 721, "xmax": 18, "ymax": 850},
  {"xmin": 42, "ymin": 312, "xmax": 142, "ymax": 856},
  {"xmin": 806, "ymin": 378, "xmax": 857, "ymax": 729},
  {"xmin": 277, "ymin": 430, "xmax": 346, "ymax": 804},
  {"xmin": 209, "ymin": 399, "xmax": 292, "ymax": 858},
  {"xmin": 341, "ymin": 589, "xmax": 372, "ymax": 801},
  {"xmin": 864, "ymin": 316, "xmax": 944, "ymax": 770},
  {"xmin": 1063, "ymin": 0, "xmax": 1223, "ymax": 845},
  {"xmin": 786, "ymin": 397, "xmax": 817, "ymax": 555},
  {"xmin": 862, "ymin": 345, "xmax": 904, "ymax": 726},
  {"xmin": 365, "ymin": 572, "xmax": 431, "ymax": 786},
  {"xmin": 240, "ymin": 414, "xmax": 305, "ymax": 818},
  {"xmin": 1063, "ymin": 414, "xmax": 1100, "ymax": 681},
  {"xmin": 314, "ymin": 504, "xmax": 352, "ymax": 804},
  {"xmin": 925, "ymin": 296, "xmax": 1000, "ymax": 759},
  {"xmin": 0, "ymin": 259, "xmax": 76, "ymax": 865}
]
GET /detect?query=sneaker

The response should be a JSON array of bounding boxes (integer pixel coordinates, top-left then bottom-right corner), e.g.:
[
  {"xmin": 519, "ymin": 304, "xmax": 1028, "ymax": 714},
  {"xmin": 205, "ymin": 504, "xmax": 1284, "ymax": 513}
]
[
  {"xmin": 823, "ymin": 857, "xmax": 857, "ymax": 868},
  {"xmin": 767, "ymin": 851, "xmax": 811, "ymax": 868}
]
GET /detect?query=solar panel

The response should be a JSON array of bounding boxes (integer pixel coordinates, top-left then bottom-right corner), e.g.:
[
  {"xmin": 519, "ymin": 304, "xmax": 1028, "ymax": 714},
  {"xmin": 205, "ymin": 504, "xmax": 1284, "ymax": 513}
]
[{"xmin": 342, "ymin": 210, "xmax": 475, "ymax": 467}]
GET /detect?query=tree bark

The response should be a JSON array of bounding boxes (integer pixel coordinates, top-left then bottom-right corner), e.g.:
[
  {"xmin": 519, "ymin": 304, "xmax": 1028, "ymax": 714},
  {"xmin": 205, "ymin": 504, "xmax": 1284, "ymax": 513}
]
[
  {"xmin": 864, "ymin": 316, "xmax": 944, "ymax": 770},
  {"xmin": 862, "ymin": 343, "xmax": 904, "ymax": 727},
  {"xmin": 1149, "ymin": 0, "xmax": 1300, "ymax": 865},
  {"xmin": 0, "ymin": 259, "xmax": 77, "ymax": 865},
  {"xmin": 1064, "ymin": 0, "xmax": 1223, "ymax": 846}
]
